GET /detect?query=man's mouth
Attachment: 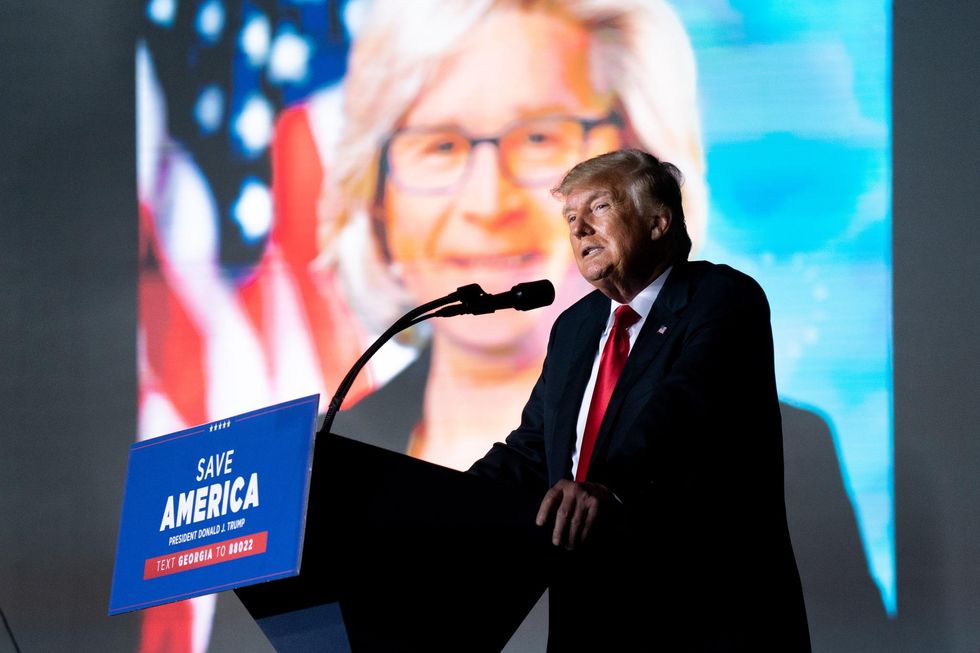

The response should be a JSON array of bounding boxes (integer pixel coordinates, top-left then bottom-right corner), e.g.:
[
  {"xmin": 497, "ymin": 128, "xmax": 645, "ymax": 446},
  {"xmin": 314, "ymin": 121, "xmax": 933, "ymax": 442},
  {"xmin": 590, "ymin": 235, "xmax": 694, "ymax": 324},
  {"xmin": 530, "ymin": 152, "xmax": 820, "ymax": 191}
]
[{"xmin": 581, "ymin": 245, "xmax": 602, "ymax": 258}]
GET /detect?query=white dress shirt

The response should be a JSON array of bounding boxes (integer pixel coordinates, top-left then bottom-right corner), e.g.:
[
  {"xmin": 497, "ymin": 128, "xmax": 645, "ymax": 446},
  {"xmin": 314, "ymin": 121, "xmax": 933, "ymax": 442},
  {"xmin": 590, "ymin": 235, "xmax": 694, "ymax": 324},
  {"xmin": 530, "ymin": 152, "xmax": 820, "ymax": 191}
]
[{"xmin": 570, "ymin": 267, "xmax": 672, "ymax": 478}]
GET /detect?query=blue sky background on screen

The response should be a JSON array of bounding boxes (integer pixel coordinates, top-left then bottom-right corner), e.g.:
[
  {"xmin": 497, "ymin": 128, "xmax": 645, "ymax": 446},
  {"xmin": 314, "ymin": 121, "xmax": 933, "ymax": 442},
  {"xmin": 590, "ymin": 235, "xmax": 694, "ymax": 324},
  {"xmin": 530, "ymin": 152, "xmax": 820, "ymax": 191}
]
[{"xmin": 676, "ymin": 0, "xmax": 893, "ymax": 612}]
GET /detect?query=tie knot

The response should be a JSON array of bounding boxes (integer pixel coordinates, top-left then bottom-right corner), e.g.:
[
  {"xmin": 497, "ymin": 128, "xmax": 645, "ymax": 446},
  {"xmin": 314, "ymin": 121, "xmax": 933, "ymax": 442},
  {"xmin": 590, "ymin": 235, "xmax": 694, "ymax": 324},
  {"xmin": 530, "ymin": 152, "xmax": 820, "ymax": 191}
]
[{"xmin": 613, "ymin": 305, "xmax": 640, "ymax": 332}]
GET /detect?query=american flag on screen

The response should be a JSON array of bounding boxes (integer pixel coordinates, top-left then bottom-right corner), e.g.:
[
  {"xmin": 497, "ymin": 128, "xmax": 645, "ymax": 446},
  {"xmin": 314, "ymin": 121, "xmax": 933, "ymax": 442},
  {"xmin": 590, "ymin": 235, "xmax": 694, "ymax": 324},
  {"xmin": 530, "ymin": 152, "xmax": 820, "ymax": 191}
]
[{"xmin": 137, "ymin": 1, "xmax": 352, "ymax": 651}]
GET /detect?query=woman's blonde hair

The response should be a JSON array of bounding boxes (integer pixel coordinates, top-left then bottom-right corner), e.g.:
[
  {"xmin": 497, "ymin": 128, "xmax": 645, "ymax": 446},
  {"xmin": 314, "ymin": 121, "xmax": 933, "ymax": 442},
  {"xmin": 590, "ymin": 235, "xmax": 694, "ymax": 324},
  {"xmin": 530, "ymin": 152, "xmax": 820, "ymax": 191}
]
[{"xmin": 318, "ymin": 0, "xmax": 707, "ymax": 331}]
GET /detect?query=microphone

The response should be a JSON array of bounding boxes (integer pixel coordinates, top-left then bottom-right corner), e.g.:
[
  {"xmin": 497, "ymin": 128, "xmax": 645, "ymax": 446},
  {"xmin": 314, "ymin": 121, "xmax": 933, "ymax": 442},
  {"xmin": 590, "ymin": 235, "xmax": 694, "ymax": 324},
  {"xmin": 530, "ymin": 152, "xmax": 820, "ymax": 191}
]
[
  {"xmin": 440, "ymin": 280, "xmax": 555, "ymax": 317},
  {"xmin": 320, "ymin": 278, "xmax": 555, "ymax": 435}
]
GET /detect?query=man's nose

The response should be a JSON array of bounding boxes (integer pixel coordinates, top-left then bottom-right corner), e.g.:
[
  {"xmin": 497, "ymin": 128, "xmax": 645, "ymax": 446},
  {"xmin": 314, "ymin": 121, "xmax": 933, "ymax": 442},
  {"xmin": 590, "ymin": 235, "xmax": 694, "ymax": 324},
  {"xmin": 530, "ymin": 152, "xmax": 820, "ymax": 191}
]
[
  {"xmin": 570, "ymin": 213, "xmax": 593, "ymax": 238},
  {"xmin": 457, "ymin": 142, "xmax": 519, "ymax": 227}
]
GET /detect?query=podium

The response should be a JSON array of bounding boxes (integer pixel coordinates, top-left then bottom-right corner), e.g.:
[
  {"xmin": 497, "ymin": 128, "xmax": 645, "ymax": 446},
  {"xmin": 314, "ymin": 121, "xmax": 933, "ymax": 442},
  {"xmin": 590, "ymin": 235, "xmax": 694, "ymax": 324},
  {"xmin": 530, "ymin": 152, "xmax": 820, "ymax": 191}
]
[{"xmin": 235, "ymin": 433, "xmax": 551, "ymax": 652}]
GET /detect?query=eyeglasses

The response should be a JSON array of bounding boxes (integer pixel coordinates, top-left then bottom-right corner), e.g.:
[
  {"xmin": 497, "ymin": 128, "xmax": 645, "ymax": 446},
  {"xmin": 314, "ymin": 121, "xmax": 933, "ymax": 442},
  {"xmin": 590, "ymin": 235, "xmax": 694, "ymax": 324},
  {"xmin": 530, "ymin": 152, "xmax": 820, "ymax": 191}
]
[{"xmin": 380, "ymin": 111, "xmax": 622, "ymax": 195}]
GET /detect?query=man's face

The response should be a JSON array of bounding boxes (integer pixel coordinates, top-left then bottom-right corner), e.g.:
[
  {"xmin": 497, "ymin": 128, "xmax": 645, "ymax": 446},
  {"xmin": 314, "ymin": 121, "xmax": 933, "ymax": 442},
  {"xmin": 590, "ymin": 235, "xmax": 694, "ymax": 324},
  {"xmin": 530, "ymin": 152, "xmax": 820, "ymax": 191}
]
[
  {"xmin": 382, "ymin": 7, "xmax": 619, "ymax": 352},
  {"xmin": 562, "ymin": 184, "xmax": 666, "ymax": 302}
]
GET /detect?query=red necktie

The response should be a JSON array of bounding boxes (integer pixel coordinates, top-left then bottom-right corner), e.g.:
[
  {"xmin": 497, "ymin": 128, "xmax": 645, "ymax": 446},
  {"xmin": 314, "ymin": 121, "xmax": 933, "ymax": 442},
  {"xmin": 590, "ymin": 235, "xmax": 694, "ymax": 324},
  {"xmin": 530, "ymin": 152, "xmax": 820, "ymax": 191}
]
[{"xmin": 576, "ymin": 305, "xmax": 641, "ymax": 482}]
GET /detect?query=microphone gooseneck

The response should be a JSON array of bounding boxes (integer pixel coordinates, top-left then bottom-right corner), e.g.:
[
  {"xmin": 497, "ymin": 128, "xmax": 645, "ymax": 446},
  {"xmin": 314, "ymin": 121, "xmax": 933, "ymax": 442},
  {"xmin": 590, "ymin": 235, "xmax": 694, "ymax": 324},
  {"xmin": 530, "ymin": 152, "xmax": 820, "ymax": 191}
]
[{"xmin": 318, "ymin": 279, "xmax": 556, "ymax": 436}]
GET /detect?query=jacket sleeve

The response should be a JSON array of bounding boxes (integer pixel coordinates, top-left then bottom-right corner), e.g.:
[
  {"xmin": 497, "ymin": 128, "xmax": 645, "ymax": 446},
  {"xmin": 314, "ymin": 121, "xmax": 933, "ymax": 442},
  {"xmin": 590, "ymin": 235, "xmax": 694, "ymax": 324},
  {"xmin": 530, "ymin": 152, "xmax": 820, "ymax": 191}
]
[{"xmin": 466, "ymin": 319, "xmax": 561, "ymax": 496}]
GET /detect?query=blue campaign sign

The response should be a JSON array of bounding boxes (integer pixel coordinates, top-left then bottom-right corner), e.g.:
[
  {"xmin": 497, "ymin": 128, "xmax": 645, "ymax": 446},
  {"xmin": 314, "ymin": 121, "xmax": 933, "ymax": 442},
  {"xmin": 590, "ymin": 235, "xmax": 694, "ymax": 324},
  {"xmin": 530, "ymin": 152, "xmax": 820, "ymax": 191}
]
[{"xmin": 109, "ymin": 395, "xmax": 319, "ymax": 615}]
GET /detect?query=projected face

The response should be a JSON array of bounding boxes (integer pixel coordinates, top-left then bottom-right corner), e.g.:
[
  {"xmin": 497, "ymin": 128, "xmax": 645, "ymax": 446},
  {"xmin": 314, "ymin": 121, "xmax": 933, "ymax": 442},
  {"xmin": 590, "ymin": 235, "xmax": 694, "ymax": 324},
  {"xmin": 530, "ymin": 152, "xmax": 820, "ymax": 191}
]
[{"xmin": 382, "ymin": 8, "xmax": 620, "ymax": 353}]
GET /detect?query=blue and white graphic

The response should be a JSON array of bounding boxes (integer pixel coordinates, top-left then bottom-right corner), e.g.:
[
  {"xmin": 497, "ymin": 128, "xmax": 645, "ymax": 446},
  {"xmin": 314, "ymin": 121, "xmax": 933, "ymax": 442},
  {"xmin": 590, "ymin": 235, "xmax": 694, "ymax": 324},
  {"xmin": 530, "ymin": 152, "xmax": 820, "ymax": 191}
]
[{"xmin": 110, "ymin": 395, "xmax": 318, "ymax": 615}]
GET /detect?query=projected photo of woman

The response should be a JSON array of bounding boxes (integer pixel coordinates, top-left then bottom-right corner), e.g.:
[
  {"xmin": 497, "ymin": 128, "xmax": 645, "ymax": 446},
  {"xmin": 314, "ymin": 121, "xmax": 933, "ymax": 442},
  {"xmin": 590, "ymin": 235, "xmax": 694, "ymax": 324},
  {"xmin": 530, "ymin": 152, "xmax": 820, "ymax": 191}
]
[
  {"xmin": 266, "ymin": 0, "xmax": 887, "ymax": 647},
  {"xmin": 137, "ymin": 1, "xmax": 890, "ymax": 650},
  {"xmin": 312, "ymin": 0, "xmax": 706, "ymax": 468}
]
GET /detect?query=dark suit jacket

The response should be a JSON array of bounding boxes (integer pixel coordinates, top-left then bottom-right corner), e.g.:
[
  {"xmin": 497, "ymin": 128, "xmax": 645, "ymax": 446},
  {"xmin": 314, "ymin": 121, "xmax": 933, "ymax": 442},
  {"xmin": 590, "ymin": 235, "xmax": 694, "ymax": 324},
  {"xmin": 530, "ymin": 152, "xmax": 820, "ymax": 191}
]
[{"xmin": 470, "ymin": 260, "xmax": 811, "ymax": 651}]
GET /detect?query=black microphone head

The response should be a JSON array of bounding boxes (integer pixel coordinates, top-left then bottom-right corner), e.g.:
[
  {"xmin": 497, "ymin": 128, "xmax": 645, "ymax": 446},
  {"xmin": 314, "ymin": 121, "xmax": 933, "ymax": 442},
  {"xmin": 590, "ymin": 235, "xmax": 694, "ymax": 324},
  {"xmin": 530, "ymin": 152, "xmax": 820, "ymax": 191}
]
[{"xmin": 511, "ymin": 280, "xmax": 555, "ymax": 311}]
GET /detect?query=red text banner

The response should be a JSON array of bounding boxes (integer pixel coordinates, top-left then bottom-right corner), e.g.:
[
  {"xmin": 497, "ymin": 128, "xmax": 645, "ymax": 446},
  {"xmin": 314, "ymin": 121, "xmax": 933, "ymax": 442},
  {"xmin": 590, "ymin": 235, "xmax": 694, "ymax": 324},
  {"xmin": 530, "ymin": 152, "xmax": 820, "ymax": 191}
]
[{"xmin": 143, "ymin": 532, "xmax": 268, "ymax": 580}]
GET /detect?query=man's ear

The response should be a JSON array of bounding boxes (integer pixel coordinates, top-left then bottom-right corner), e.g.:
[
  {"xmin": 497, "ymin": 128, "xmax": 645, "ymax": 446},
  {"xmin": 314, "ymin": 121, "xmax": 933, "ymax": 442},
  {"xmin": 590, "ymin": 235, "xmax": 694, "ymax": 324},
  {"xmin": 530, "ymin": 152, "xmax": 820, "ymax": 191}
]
[{"xmin": 650, "ymin": 208, "xmax": 672, "ymax": 242}]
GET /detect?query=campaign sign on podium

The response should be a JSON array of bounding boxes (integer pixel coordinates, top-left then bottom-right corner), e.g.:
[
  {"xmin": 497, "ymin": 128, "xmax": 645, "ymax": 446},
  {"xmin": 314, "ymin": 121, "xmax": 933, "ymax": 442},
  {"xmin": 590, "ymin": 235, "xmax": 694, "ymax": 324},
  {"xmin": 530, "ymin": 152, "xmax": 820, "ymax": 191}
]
[{"xmin": 109, "ymin": 395, "xmax": 319, "ymax": 615}]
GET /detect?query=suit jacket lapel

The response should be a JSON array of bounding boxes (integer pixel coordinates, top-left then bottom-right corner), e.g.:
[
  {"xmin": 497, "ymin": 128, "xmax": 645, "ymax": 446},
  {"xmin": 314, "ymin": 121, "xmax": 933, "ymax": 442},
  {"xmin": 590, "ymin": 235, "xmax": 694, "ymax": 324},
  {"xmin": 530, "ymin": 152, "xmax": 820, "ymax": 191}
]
[
  {"xmin": 589, "ymin": 263, "xmax": 695, "ymax": 468},
  {"xmin": 550, "ymin": 292, "xmax": 607, "ymax": 481}
]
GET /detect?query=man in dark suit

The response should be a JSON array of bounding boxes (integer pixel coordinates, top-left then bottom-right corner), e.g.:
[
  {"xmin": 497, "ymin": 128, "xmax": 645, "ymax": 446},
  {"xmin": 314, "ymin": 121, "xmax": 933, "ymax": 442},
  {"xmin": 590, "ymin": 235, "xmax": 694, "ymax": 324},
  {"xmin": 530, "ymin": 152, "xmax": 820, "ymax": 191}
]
[{"xmin": 469, "ymin": 149, "xmax": 810, "ymax": 651}]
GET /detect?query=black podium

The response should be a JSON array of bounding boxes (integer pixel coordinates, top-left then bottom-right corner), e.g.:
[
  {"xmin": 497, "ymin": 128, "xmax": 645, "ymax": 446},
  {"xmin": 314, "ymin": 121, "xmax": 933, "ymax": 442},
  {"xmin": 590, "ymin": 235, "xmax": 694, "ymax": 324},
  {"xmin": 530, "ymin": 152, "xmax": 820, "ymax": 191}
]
[{"xmin": 235, "ymin": 433, "xmax": 551, "ymax": 652}]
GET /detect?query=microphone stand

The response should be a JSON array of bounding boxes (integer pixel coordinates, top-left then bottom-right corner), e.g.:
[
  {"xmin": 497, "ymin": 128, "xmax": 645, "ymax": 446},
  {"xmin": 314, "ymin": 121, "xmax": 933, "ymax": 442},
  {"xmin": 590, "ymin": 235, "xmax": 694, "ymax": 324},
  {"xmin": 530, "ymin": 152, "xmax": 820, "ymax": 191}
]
[
  {"xmin": 318, "ymin": 280, "xmax": 553, "ymax": 436},
  {"xmin": 318, "ymin": 288, "xmax": 479, "ymax": 436}
]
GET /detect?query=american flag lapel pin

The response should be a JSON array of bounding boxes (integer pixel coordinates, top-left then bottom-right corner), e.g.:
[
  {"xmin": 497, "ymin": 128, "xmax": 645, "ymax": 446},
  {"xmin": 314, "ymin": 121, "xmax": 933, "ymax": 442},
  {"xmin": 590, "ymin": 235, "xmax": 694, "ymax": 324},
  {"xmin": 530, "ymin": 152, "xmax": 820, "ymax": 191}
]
[{"xmin": 658, "ymin": 325, "xmax": 667, "ymax": 335}]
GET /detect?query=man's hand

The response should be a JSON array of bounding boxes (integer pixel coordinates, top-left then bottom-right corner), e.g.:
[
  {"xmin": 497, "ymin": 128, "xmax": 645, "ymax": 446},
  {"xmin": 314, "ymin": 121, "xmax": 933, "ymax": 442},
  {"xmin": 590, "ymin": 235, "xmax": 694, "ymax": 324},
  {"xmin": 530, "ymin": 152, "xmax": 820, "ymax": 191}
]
[{"xmin": 535, "ymin": 479, "xmax": 615, "ymax": 550}]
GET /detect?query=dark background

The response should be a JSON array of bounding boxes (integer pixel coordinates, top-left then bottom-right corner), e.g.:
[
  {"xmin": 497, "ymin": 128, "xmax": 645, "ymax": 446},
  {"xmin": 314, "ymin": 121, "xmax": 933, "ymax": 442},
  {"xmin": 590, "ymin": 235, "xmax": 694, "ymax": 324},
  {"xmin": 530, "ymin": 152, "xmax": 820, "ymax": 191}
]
[{"xmin": 1, "ymin": 1, "xmax": 977, "ymax": 651}]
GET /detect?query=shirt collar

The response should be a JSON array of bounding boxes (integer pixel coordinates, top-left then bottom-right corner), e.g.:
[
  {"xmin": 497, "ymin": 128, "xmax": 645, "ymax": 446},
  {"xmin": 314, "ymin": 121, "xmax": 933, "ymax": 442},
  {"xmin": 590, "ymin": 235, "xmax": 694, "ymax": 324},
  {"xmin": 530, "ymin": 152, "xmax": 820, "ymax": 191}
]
[{"xmin": 603, "ymin": 266, "xmax": 673, "ymax": 334}]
